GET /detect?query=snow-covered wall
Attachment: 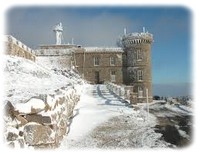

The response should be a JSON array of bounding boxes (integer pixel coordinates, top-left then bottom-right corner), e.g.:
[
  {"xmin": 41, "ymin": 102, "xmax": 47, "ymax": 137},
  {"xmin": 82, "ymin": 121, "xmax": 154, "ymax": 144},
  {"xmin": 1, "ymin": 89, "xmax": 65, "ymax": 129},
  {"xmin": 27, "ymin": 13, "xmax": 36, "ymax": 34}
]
[
  {"xmin": 106, "ymin": 82, "xmax": 138, "ymax": 104},
  {"xmin": 4, "ymin": 87, "xmax": 80, "ymax": 148},
  {"xmin": 4, "ymin": 35, "xmax": 36, "ymax": 62},
  {"xmin": 3, "ymin": 55, "xmax": 84, "ymax": 148}
]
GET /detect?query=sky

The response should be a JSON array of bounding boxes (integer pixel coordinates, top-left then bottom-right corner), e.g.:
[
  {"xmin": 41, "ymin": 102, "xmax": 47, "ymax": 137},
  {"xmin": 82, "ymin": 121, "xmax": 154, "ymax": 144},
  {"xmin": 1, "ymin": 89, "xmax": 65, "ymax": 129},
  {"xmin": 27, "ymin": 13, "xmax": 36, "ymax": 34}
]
[{"xmin": 5, "ymin": 6, "xmax": 192, "ymax": 97}]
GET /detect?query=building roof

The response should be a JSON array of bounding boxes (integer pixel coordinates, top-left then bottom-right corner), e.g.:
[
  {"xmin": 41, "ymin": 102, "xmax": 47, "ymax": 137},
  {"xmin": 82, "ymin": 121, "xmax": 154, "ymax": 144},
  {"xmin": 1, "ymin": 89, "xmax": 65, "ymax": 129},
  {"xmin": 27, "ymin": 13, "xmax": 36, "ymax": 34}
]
[{"xmin": 84, "ymin": 47, "xmax": 124, "ymax": 53}]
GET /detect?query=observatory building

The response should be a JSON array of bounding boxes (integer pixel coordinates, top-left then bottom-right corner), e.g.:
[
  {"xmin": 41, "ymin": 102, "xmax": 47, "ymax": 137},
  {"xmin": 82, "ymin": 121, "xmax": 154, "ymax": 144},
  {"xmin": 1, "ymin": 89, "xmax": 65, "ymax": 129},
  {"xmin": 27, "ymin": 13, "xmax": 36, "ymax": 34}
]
[{"xmin": 6, "ymin": 23, "xmax": 153, "ymax": 103}]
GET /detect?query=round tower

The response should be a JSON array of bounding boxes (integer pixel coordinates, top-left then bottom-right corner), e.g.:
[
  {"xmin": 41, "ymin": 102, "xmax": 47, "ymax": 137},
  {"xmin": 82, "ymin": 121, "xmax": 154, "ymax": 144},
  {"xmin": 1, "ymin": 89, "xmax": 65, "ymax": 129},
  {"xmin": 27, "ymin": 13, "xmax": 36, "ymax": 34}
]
[{"xmin": 121, "ymin": 28, "xmax": 153, "ymax": 103}]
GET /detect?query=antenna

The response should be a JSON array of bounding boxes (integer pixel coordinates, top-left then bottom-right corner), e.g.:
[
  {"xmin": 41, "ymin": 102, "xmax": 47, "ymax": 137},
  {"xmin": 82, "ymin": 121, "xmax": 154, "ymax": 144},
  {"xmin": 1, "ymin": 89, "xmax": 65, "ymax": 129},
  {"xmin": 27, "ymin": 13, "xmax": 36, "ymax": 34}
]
[{"xmin": 143, "ymin": 27, "xmax": 145, "ymax": 33}]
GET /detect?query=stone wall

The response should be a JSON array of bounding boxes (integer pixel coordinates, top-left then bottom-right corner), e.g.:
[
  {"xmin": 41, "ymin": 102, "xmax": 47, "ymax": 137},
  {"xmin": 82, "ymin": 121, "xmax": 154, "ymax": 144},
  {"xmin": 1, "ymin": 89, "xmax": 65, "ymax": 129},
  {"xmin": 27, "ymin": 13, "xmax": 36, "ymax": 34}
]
[
  {"xmin": 4, "ymin": 86, "xmax": 80, "ymax": 149},
  {"xmin": 4, "ymin": 35, "xmax": 36, "ymax": 62},
  {"xmin": 106, "ymin": 82, "xmax": 143, "ymax": 105},
  {"xmin": 107, "ymin": 82, "xmax": 152, "ymax": 104}
]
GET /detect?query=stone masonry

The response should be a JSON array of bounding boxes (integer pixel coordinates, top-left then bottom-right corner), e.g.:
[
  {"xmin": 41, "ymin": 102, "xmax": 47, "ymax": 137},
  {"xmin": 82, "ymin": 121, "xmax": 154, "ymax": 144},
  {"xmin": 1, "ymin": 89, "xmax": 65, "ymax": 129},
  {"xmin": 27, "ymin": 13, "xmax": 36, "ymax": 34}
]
[{"xmin": 4, "ymin": 35, "xmax": 36, "ymax": 62}]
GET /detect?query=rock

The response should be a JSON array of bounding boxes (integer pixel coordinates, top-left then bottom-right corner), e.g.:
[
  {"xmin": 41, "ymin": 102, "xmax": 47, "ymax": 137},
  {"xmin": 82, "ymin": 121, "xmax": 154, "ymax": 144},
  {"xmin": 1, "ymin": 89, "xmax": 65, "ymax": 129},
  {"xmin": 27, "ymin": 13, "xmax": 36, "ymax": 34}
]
[
  {"xmin": 44, "ymin": 102, "xmax": 51, "ymax": 112},
  {"xmin": 8, "ymin": 141, "xmax": 15, "ymax": 148},
  {"xmin": 19, "ymin": 131, "xmax": 23, "ymax": 137},
  {"xmin": 25, "ymin": 114, "xmax": 51, "ymax": 125},
  {"xmin": 4, "ymin": 101, "xmax": 18, "ymax": 120},
  {"xmin": 24, "ymin": 123, "xmax": 54, "ymax": 145},
  {"xmin": 7, "ymin": 132, "xmax": 18, "ymax": 141},
  {"xmin": 18, "ymin": 139, "xmax": 25, "ymax": 148},
  {"xmin": 162, "ymin": 125, "xmax": 181, "ymax": 145},
  {"xmin": 15, "ymin": 115, "xmax": 28, "ymax": 127}
]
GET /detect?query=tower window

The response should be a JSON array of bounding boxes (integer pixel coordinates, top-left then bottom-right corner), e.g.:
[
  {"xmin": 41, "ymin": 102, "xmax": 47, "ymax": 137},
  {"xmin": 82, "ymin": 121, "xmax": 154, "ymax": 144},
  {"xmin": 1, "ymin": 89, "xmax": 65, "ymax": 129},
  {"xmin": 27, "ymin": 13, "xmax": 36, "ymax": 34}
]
[
  {"xmin": 138, "ymin": 86, "xmax": 143, "ymax": 98},
  {"xmin": 136, "ymin": 49, "xmax": 143, "ymax": 61},
  {"xmin": 110, "ymin": 57, "xmax": 116, "ymax": 66},
  {"xmin": 138, "ymin": 70, "xmax": 144, "ymax": 81},
  {"xmin": 94, "ymin": 57, "xmax": 100, "ymax": 66}
]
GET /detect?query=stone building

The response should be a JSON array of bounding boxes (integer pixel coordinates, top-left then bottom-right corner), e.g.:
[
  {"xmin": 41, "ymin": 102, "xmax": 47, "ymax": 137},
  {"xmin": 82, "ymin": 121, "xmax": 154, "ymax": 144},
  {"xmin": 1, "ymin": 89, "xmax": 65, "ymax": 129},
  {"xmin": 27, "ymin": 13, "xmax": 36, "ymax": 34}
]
[
  {"xmin": 5, "ymin": 23, "xmax": 153, "ymax": 103},
  {"xmin": 74, "ymin": 47, "xmax": 123, "ymax": 84}
]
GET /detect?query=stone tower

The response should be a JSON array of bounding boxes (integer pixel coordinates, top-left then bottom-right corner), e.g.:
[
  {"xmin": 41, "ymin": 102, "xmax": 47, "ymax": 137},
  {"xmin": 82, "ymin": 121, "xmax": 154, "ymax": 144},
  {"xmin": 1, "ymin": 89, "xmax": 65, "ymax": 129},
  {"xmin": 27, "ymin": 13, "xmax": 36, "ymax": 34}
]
[{"xmin": 121, "ymin": 28, "xmax": 153, "ymax": 103}]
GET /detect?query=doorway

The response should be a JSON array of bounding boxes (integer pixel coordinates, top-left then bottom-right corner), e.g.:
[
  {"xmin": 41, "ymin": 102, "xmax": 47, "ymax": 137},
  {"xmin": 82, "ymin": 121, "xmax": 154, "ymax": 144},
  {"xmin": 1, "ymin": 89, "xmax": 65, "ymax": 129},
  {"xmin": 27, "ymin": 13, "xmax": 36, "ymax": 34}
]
[{"xmin": 95, "ymin": 71, "xmax": 100, "ymax": 84}]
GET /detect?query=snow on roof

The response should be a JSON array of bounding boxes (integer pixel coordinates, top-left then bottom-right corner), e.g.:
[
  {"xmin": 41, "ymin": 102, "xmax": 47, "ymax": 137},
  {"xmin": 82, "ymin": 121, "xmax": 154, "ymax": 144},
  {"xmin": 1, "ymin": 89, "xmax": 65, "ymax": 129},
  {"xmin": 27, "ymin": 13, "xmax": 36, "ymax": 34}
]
[
  {"xmin": 122, "ymin": 32, "xmax": 153, "ymax": 40},
  {"xmin": 35, "ymin": 48, "xmax": 73, "ymax": 56},
  {"xmin": 84, "ymin": 47, "xmax": 124, "ymax": 53}
]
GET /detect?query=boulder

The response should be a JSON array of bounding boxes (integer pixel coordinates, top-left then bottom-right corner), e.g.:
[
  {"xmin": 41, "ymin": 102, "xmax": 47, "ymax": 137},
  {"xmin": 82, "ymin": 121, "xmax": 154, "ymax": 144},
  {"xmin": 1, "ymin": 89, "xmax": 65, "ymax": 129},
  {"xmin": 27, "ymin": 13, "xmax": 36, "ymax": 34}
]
[
  {"xmin": 15, "ymin": 115, "xmax": 28, "ymax": 127},
  {"xmin": 24, "ymin": 123, "xmax": 54, "ymax": 145},
  {"xmin": 25, "ymin": 114, "xmax": 51, "ymax": 125},
  {"xmin": 7, "ymin": 132, "xmax": 18, "ymax": 141},
  {"xmin": 4, "ymin": 101, "xmax": 19, "ymax": 120}
]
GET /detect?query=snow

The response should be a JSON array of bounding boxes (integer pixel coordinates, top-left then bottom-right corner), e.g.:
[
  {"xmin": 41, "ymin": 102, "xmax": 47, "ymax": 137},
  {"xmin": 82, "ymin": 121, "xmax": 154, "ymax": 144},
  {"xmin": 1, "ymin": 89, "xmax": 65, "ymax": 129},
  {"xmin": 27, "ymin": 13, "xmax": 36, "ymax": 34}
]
[
  {"xmin": 84, "ymin": 47, "xmax": 123, "ymax": 52},
  {"xmin": 15, "ymin": 98, "xmax": 45, "ymax": 114},
  {"xmin": 147, "ymin": 101, "xmax": 192, "ymax": 116},
  {"xmin": 60, "ymin": 84, "xmax": 170, "ymax": 149},
  {"xmin": 3, "ymin": 55, "xmax": 84, "ymax": 106},
  {"xmin": 164, "ymin": 103, "xmax": 192, "ymax": 115},
  {"xmin": 62, "ymin": 84, "xmax": 133, "ymax": 141}
]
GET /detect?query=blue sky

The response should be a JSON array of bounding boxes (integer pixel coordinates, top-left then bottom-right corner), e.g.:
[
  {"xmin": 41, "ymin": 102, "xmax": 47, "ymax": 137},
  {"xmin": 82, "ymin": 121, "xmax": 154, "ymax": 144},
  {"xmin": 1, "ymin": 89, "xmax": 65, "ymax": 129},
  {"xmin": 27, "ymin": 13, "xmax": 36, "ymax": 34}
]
[{"xmin": 6, "ymin": 6, "xmax": 192, "ymax": 96}]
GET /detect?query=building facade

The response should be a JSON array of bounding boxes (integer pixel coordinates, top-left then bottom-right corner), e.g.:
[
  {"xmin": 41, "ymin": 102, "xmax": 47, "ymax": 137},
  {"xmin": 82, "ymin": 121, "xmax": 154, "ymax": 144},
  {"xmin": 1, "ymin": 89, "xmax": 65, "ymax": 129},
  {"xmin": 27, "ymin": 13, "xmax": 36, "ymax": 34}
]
[
  {"xmin": 74, "ymin": 47, "xmax": 123, "ymax": 84},
  {"xmin": 5, "ymin": 26, "xmax": 153, "ymax": 103}
]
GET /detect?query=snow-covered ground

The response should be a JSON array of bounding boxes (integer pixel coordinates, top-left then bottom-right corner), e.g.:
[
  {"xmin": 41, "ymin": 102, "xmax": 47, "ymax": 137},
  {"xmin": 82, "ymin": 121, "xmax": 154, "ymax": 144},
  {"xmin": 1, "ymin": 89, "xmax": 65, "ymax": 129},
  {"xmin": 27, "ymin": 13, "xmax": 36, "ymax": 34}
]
[
  {"xmin": 60, "ymin": 84, "xmax": 173, "ymax": 149},
  {"xmin": 61, "ymin": 84, "xmax": 134, "ymax": 141},
  {"xmin": 3, "ymin": 55, "xmax": 84, "ymax": 106},
  {"xmin": 3, "ymin": 55, "xmax": 192, "ymax": 149},
  {"xmin": 3, "ymin": 55, "xmax": 85, "ymax": 148}
]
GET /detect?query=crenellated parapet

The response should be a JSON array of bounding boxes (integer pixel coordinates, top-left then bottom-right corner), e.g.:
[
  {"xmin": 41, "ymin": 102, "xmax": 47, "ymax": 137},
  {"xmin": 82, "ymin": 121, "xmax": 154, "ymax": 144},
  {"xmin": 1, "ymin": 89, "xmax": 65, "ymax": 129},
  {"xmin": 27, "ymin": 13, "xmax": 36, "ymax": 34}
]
[
  {"xmin": 4, "ymin": 35, "xmax": 36, "ymax": 62},
  {"xmin": 120, "ymin": 32, "xmax": 153, "ymax": 48}
]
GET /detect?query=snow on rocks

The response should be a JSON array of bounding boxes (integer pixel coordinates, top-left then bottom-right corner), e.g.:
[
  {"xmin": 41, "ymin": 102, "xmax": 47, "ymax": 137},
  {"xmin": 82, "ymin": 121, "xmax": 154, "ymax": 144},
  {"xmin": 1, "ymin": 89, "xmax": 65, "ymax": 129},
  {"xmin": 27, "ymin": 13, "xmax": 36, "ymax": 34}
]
[
  {"xmin": 15, "ymin": 98, "xmax": 46, "ymax": 114},
  {"xmin": 3, "ymin": 55, "xmax": 83, "ymax": 149}
]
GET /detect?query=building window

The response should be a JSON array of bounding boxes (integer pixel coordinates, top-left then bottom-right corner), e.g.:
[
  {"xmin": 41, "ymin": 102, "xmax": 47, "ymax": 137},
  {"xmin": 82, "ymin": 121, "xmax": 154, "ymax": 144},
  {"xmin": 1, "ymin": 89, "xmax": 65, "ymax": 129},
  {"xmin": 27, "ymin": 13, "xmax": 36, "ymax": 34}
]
[
  {"xmin": 110, "ymin": 57, "xmax": 116, "ymax": 66},
  {"xmin": 110, "ymin": 70, "xmax": 116, "ymax": 82},
  {"xmin": 94, "ymin": 57, "xmax": 100, "ymax": 66},
  {"xmin": 137, "ymin": 70, "xmax": 143, "ymax": 81},
  {"xmin": 138, "ymin": 86, "xmax": 143, "ymax": 98},
  {"xmin": 136, "ymin": 49, "xmax": 143, "ymax": 61}
]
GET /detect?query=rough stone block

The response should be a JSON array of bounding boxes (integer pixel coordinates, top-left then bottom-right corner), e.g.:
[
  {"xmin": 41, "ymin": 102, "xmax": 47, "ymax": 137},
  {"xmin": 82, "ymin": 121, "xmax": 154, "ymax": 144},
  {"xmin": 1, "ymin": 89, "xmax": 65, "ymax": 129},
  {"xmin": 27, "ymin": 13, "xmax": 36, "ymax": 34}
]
[
  {"xmin": 16, "ymin": 115, "xmax": 28, "ymax": 127},
  {"xmin": 25, "ymin": 114, "xmax": 51, "ymax": 125},
  {"xmin": 7, "ymin": 132, "xmax": 18, "ymax": 141},
  {"xmin": 24, "ymin": 123, "xmax": 54, "ymax": 146}
]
